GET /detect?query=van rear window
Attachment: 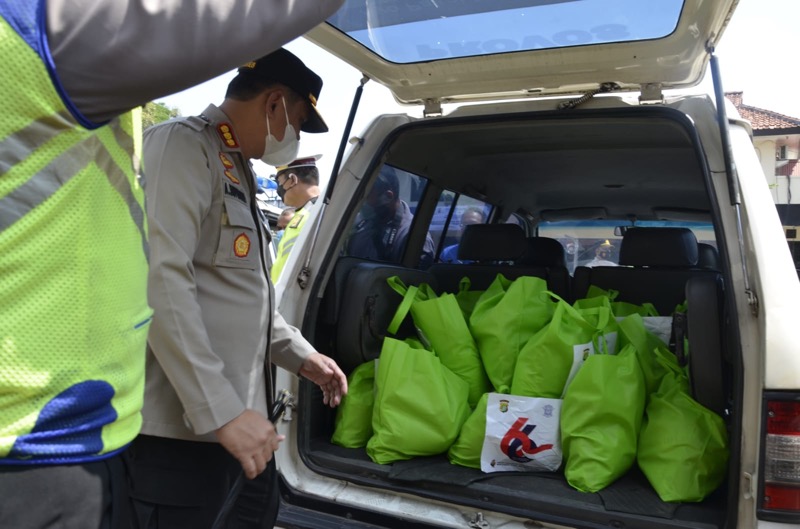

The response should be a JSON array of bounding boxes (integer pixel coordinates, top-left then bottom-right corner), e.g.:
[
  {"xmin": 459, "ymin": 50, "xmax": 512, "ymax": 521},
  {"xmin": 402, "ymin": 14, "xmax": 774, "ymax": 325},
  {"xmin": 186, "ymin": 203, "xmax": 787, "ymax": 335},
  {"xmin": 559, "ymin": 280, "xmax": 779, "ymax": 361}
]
[
  {"xmin": 538, "ymin": 220, "xmax": 715, "ymax": 274},
  {"xmin": 326, "ymin": 0, "xmax": 684, "ymax": 63}
]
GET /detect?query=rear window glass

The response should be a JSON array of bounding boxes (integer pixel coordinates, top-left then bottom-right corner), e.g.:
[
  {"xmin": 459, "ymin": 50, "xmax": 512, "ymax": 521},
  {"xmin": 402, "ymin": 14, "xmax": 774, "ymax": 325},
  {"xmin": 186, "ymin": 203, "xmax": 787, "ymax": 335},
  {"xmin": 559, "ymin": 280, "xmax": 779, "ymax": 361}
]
[
  {"xmin": 326, "ymin": 0, "xmax": 684, "ymax": 63},
  {"xmin": 538, "ymin": 219, "xmax": 715, "ymax": 275}
]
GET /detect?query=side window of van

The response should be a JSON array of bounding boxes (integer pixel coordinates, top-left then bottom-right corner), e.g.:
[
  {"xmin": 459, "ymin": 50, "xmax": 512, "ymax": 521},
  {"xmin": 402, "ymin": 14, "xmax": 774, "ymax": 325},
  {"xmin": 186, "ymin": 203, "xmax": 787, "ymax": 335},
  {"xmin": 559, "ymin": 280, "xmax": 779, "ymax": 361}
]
[
  {"xmin": 343, "ymin": 164, "xmax": 435, "ymax": 267},
  {"xmin": 431, "ymin": 193, "xmax": 492, "ymax": 263}
]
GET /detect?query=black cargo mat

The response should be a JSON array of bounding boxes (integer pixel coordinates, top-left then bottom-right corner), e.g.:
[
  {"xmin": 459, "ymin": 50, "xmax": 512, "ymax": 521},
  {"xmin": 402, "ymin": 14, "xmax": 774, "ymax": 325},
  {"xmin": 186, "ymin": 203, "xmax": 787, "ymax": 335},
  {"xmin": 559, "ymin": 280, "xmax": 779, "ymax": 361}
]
[
  {"xmin": 388, "ymin": 456, "xmax": 493, "ymax": 485},
  {"xmin": 597, "ymin": 467, "xmax": 678, "ymax": 518},
  {"xmin": 308, "ymin": 440, "xmax": 724, "ymax": 527},
  {"xmin": 388, "ymin": 456, "xmax": 563, "ymax": 487},
  {"xmin": 388, "ymin": 456, "xmax": 677, "ymax": 518}
]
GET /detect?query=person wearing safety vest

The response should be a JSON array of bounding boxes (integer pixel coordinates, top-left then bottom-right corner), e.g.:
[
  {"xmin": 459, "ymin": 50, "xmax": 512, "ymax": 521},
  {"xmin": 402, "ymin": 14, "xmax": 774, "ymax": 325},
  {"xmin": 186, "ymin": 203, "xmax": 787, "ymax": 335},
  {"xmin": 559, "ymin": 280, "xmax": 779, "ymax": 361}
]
[
  {"xmin": 271, "ymin": 154, "xmax": 323, "ymax": 280},
  {"xmin": 0, "ymin": 1, "xmax": 345, "ymax": 527}
]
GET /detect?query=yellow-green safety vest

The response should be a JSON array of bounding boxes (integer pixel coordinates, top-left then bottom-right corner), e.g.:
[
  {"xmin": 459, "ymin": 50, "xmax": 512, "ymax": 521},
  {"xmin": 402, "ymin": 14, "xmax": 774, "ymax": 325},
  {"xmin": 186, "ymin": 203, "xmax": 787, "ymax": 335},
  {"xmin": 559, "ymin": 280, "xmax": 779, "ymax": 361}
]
[
  {"xmin": 0, "ymin": 7, "xmax": 151, "ymax": 464},
  {"xmin": 271, "ymin": 206, "xmax": 311, "ymax": 280}
]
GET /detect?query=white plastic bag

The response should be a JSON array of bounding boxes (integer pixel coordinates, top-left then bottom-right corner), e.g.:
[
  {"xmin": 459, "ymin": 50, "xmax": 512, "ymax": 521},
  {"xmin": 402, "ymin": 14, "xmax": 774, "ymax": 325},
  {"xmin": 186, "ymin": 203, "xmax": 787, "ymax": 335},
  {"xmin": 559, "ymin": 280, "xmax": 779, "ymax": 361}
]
[{"xmin": 480, "ymin": 393, "xmax": 562, "ymax": 473}]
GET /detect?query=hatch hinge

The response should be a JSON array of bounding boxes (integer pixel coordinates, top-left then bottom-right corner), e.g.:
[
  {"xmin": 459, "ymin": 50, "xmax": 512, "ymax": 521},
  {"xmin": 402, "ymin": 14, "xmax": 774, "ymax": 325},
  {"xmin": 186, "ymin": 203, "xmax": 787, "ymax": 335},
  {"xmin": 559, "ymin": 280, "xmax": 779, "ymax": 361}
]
[
  {"xmin": 639, "ymin": 83, "xmax": 664, "ymax": 104},
  {"xmin": 746, "ymin": 288, "xmax": 759, "ymax": 317},
  {"xmin": 423, "ymin": 98, "xmax": 443, "ymax": 117},
  {"xmin": 558, "ymin": 82, "xmax": 620, "ymax": 110},
  {"xmin": 467, "ymin": 512, "xmax": 490, "ymax": 529}
]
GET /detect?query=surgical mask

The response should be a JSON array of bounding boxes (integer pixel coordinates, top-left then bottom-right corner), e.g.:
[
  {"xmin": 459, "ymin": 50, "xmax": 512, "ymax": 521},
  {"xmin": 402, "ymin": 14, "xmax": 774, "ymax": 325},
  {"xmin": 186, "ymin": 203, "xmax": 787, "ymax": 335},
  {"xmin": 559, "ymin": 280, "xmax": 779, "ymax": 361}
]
[
  {"xmin": 260, "ymin": 96, "xmax": 299, "ymax": 166},
  {"xmin": 275, "ymin": 173, "xmax": 296, "ymax": 201}
]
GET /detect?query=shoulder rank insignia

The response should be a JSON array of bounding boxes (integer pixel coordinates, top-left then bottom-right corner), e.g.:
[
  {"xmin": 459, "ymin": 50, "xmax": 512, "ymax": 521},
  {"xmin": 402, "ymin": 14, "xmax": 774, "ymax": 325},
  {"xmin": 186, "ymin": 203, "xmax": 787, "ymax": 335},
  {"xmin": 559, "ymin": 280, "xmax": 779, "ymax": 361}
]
[
  {"xmin": 217, "ymin": 123, "xmax": 239, "ymax": 148},
  {"xmin": 289, "ymin": 212, "xmax": 305, "ymax": 229}
]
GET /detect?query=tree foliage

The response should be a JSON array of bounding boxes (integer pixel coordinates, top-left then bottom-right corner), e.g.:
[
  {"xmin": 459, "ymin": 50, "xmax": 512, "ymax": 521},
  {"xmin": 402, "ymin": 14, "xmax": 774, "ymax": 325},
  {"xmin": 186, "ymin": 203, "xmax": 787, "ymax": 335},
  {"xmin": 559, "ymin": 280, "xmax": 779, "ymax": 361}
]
[{"xmin": 142, "ymin": 101, "xmax": 179, "ymax": 129}]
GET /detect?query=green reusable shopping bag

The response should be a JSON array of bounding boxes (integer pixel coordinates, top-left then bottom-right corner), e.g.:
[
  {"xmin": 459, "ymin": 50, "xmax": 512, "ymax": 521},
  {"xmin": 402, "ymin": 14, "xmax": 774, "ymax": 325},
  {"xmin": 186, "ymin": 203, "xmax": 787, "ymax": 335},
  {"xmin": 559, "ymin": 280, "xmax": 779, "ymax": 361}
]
[
  {"xmin": 387, "ymin": 276, "xmax": 491, "ymax": 408},
  {"xmin": 572, "ymin": 293, "xmax": 613, "ymax": 311},
  {"xmin": 454, "ymin": 277, "xmax": 484, "ymax": 319},
  {"xmin": 613, "ymin": 300, "xmax": 659, "ymax": 317},
  {"xmin": 582, "ymin": 285, "xmax": 659, "ymax": 317},
  {"xmin": 469, "ymin": 274, "xmax": 555, "ymax": 393},
  {"xmin": 511, "ymin": 297, "xmax": 616, "ymax": 399},
  {"xmin": 331, "ymin": 360, "xmax": 376, "ymax": 448},
  {"xmin": 561, "ymin": 344, "xmax": 646, "ymax": 493},
  {"xmin": 637, "ymin": 369, "xmax": 729, "ymax": 502},
  {"xmin": 447, "ymin": 392, "xmax": 490, "ymax": 469},
  {"xmin": 367, "ymin": 337, "xmax": 471, "ymax": 464},
  {"xmin": 617, "ymin": 315, "xmax": 687, "ymax": 399}
]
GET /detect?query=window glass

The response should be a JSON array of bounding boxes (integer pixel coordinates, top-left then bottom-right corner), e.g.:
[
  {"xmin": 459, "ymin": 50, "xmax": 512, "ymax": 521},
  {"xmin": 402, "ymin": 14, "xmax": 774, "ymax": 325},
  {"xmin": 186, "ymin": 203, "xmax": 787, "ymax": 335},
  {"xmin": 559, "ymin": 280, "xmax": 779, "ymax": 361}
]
[
  {"xmin": 432, "ymin": 195, "xmax": 492, "ymax": 263},
  {"xmin": 327, "ymin": 0, "xmax": 684, "ymax": 63},
  {"xmin": 343, "ymin": 164, "xmax": 435, "ymax": 268},
  {"xmin": 538, "ymin": 219, "xmax": 715, "ymax": 275}
]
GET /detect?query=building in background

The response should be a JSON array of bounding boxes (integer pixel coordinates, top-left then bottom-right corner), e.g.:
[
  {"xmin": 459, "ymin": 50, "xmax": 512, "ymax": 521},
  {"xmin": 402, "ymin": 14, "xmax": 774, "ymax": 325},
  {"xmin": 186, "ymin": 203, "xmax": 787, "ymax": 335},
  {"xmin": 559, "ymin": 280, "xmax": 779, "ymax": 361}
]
[{"xmin": 726, "ymin": 92, "xmax": 800, "ymax": 270}]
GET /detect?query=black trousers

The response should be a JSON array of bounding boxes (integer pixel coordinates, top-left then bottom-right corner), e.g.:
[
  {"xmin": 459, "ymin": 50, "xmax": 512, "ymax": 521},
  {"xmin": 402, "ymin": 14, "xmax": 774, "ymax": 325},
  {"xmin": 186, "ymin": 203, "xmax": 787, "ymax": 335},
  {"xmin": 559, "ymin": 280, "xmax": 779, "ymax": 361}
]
[
  {"xmin": 0, "ymin": 452, "xmax": 131, "ymax": 529},
  {"xmin": 128, "ymin": 435, "xmax": 279, "ymax": 529}
]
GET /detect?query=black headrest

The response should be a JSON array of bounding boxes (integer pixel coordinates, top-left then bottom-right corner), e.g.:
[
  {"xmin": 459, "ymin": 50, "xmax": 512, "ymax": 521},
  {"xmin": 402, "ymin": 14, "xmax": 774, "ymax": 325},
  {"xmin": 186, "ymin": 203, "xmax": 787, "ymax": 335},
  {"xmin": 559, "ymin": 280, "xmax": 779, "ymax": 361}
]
[
  {"xmin": 517, "ymin": 237, "xmax": 567, "ymax": 268},
  {"xmin": 619, "ymin": 227, "xmax": 699, "ymax": 267},
  {"xmin": 458, "ymin": 224, "xmax": 526, "ymax": 262},
  {"xmin": 697, "ymin": 243, "xmax": 720, "ymax": 270}
]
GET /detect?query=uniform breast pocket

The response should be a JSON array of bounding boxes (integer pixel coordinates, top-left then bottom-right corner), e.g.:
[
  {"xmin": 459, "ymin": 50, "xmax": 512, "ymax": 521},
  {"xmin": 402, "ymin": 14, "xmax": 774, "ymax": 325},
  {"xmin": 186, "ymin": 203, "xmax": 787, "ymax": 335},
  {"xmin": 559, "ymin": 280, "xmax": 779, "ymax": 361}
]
[{"xmin": 215, "ymin": 197, "xmax": 259, "ymax": 269}]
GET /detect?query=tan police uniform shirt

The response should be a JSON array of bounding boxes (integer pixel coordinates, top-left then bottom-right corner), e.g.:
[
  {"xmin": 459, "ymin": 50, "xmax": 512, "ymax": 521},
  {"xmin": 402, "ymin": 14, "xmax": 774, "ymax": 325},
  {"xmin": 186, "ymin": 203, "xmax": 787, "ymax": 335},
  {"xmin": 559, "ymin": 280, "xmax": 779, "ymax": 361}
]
[{"xmin": 142, "ymin": 104, "xmax": 315, "ymax": 442}]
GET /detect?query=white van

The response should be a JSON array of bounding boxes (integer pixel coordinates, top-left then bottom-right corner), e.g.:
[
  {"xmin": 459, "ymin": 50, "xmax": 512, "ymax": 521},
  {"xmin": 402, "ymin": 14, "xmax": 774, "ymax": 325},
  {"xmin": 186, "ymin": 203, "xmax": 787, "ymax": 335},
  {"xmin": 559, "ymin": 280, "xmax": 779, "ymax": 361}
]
[{"xmin": 272, "ymin": 1, "xmax": 800, "ymax": 528}]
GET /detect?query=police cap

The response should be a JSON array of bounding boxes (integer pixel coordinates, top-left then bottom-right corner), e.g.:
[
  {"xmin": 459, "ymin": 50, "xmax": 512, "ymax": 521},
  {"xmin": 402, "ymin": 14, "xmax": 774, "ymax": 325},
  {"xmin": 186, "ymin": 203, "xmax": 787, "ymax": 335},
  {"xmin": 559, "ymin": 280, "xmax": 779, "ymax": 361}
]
[{"xmin": 238, "ymin": 48, "xmax": 328, "ymax": 133}]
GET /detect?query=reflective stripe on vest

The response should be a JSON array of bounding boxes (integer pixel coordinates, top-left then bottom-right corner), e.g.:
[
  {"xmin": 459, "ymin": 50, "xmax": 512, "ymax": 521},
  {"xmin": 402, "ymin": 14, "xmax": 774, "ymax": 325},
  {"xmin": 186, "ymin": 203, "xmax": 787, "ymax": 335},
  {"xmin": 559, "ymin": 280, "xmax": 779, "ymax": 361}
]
[
  {"xmin": 0, "ymin": 132, "xmax": 149, "ymax": 258},
  {"xmin": 0, "ymin": 10, "xmax": 150, "ymax": 464}
]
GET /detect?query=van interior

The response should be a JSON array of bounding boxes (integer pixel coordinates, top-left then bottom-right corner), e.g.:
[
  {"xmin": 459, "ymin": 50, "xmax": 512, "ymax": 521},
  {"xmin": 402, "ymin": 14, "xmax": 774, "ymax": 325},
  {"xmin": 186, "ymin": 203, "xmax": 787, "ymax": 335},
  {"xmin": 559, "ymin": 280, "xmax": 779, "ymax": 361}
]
[{"xmin": 293, "ymin": 101, "xmax": 739, "ymax": 529}]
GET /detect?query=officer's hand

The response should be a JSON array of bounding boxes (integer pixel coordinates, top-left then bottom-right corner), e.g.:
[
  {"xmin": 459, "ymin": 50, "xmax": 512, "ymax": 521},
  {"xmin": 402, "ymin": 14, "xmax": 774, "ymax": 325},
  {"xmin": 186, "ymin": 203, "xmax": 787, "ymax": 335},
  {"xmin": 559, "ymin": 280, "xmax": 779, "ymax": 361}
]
[
  {"xmin": 214, "ymin": 409, "xmax": 284, "ymax": 479},
  {"xmin": 299, "ymin": 352, "xmax": 348, "ymax": 407}
]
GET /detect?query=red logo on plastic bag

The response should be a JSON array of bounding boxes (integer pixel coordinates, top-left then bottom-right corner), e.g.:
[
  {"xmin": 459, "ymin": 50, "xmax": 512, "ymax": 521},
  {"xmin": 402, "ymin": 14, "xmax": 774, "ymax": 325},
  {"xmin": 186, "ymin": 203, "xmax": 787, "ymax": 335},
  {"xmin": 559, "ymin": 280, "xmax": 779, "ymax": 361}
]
[{"xmin": 500, "ymin": 417, "xmax": 553, "ymax": 463}]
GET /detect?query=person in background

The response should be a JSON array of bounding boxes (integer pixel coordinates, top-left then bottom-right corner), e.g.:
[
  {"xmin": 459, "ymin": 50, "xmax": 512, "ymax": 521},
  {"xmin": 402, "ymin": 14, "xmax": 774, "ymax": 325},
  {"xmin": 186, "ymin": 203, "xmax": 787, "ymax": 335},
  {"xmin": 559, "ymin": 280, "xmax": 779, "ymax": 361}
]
[
  {"xmin": 271, "ymin": 154, "xmax": 322, "ymax": 280},
  {"xmin": 130, "ymin": 47, "xmax": 348, "ymax": 528},
  {"xmin": 346, "ymin": 166, "xmax": 435, "ymax": 268},
  {"xmin": 0, "ymin": 2, "xmax": 344, "ymax": 528},
  {"xmin": 585, "ymin": 239, "xmax": 618, "ymax": 267},
  {"xmin": 439, "ymin": 207, "xmax": 486, "ymax": 263},
  {"xmin": 273, "ymin": 206, "xmax": 297, "ymax": 252}
]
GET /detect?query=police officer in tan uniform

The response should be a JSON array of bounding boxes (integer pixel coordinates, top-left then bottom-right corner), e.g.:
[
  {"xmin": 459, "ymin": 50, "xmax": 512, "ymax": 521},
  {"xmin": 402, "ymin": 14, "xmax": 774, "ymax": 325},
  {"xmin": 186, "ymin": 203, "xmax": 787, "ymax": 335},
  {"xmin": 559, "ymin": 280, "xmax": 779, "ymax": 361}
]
[{"xmin": 131, "ymin": 48, "xmax": 348, "ymax": 528}]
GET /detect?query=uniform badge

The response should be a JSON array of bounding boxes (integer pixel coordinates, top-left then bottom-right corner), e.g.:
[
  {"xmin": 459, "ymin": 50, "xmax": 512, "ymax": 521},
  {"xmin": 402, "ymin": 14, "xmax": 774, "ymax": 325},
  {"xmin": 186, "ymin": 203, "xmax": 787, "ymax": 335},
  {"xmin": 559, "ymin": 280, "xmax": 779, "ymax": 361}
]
[
  {"xmin": 219, "ymin": 152, "xmax": 235, "ymax": 169},
  {"xmin": 217, "ymin": 123, "xmax": 239, "ymax": 148},
  {"xmin": 233, "ymin": 233, "xmax": 251, "ymax": 257},
  {"xmin": 224, "ymin": 169, "xmax": 241, "ymax": 185}
]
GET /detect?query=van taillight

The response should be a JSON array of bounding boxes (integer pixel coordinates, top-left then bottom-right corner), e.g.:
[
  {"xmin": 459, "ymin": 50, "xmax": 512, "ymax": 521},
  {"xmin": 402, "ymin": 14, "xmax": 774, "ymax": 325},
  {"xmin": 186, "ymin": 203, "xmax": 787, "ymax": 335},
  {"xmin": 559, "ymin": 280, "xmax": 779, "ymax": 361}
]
[{"xmin": 761, "ymin": 396, "xmax": 800, "ymax": 519}]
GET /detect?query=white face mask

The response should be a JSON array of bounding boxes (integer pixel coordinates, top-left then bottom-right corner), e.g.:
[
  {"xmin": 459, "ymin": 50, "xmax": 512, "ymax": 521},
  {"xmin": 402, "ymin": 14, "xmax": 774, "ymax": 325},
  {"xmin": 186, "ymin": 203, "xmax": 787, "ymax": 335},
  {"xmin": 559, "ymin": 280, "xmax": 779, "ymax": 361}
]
[{"xmin": 260, "ymin": 96, "xmax": 300, "ymax": 166}]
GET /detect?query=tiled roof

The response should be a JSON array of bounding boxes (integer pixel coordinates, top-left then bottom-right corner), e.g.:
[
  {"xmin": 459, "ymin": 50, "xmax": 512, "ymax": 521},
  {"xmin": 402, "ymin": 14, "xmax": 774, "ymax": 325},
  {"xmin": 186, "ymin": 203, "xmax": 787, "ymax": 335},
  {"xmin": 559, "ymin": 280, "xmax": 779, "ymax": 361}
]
[
  {"xmin": 725, "ymin": 91, "xmax": 800, "ymax": 132},
  {"xmin": 778, "ymin": 160, "xmax": 800, "ymax": 177}
]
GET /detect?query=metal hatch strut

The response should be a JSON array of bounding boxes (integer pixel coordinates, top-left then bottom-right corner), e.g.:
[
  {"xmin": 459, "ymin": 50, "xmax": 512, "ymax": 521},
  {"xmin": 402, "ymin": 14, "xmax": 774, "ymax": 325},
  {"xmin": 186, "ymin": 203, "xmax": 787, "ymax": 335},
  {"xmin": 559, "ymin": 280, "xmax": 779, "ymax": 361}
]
[
  {"xmin": 296, "ymin": 75, "xmax": 369, "ymax": 289},
  {"xmin": 708, "ymin": 49, "xmax": 758, "ymax": 316},
  {"xmin": 297, "ymin": 75, "xmax": 369, "ymax": 289}
]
